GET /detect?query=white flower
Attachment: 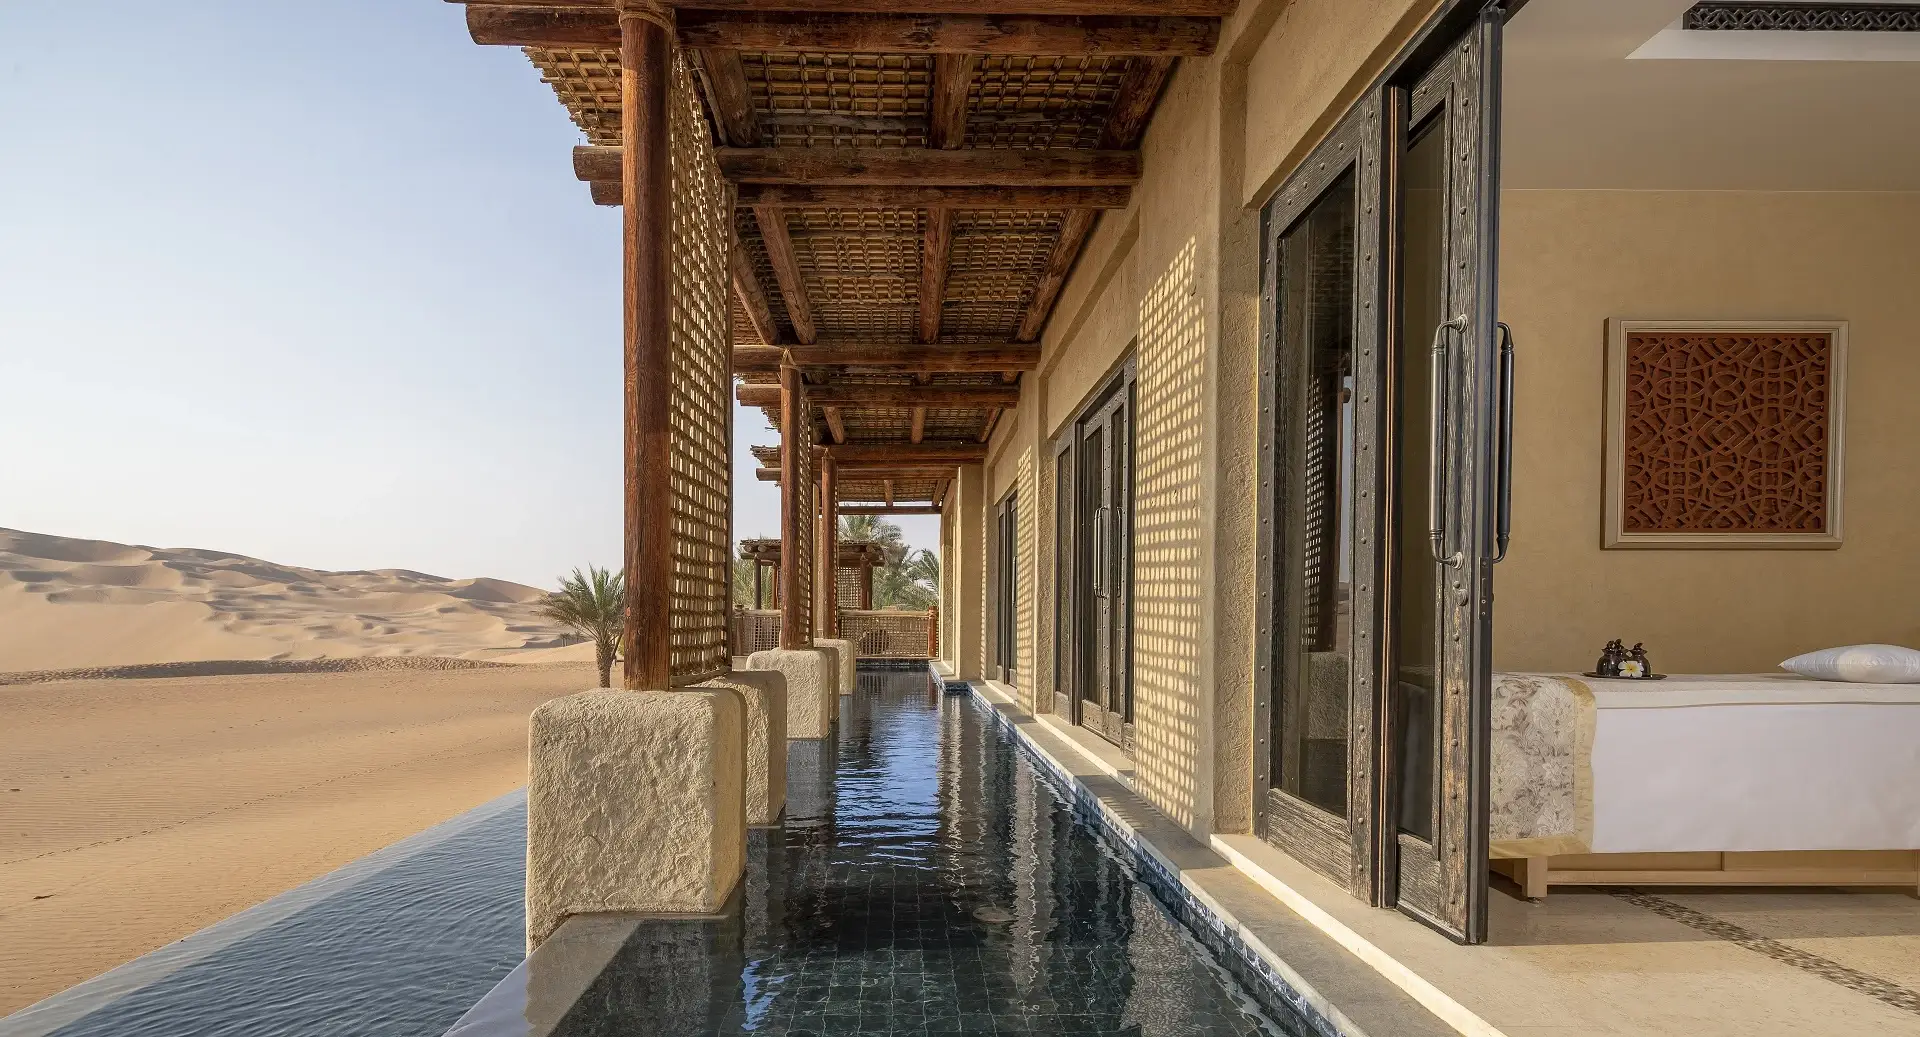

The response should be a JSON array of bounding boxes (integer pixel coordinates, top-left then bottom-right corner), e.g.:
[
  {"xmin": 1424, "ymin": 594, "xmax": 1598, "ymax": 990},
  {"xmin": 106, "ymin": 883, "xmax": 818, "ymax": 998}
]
[{"xmin": 1619, "ymin": 660, "xmax": 1645, "ymax": 678}]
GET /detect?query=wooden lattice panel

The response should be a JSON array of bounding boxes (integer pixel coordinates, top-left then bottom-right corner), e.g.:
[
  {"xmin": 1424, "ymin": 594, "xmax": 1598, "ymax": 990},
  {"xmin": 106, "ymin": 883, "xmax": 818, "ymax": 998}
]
[
  {"xmin": 1605, "ymin": 321, "xmax": 1845, "ymax": 548},
  {"xmin": 840, "ymin": 609, "xmax": 935, "ymax": 659},
  {"xmin": 668, "ymin": 52, "xmax": 736, "ymax": 684},
  {"xmin": 730, "ymin": 609, "xmax": 782, "ymax": 656},
  {"xmin": 969, "ymin": 56, "xmax": 1129, "ymax": 150}
]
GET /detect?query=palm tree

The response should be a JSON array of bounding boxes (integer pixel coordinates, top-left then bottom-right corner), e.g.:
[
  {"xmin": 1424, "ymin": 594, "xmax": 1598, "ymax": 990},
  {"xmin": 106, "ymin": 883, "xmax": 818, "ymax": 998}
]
[
  {"xmin": 842, "ymin": 515, "xmax": 939, "ymax": 610},
  {"xmin": 536, "ymin": 566, "xmax": 625, "ymax": 688}
]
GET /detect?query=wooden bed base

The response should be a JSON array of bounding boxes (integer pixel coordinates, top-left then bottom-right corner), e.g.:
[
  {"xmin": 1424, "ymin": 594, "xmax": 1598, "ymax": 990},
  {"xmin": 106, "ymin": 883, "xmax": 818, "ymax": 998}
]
[{"xmin": 1491, "ymin": 850, "xmax": 1920, "ymax": 900}]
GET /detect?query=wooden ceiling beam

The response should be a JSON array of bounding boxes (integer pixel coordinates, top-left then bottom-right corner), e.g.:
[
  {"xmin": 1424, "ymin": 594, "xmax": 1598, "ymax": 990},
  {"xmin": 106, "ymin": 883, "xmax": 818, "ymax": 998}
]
[
  {"xmin": 736, "ymin": 184, "xmax": 1131, "ymax": 209},
  {"xmin": 830, "ymin": 441, "xmax": 986, "ymax": 463},
  {"xmin": 1016, "ymin": 207, "xmax": 1099, "ymax": 342},
  {"xmin": 822, "ymin": 406, "xmax": 849, "ymax": 443},
  {"xmin": 677, "ymin": 11, "xmax": 1218, "ymax": 56},
  {"xmin": 737, "ymin": 382, "xmax": 1021, "ymax": 408},
  {"xmin": 589, "ymin": 180, "xmax": 621, "ymax": 207},
  {"xmin": 752, "ymin": 206, "xmax": 817, "ymax": 344},
  {"xmin": 733, "ymin": 343, "xmax": 1041, "ymax": 372},
  {"xmin": 758, "ymin": 464, "xmax": 960, "ymax": 482},
  {"xmin": 618, "ymin": 1, "xmax": 1239, "ymax": 14},
  {"xmin": 693, "ymin": 49, "xmax": 762, "ymax": 147},
  {"xmin": 929, "ymin": 53, "xmax": 979, "ymax": 150},
  {"xmin": 465, "ymin": 5, "xmax": 1224, "ymax": 52},
  {"xmin": 730, "ymin": 241, "xmax": 782, "ymax": 346},
  {"xmin": 910, "ymin": 407, "xmax": 927, "ymax": 443},
  {"xmin": 719, "ymin": 147, "xmax": 1138, "ymax": 187},
  {"xmin": 918, "ymin": 208, "xmax": 953, "ymax": 346},
  {"xmin": 1100, "ymin": 56, "xmax": 1177, "ymax": 150},
  {"xmin": 840, "ymin": 505, "xmax": 942, "ymax": 515}
]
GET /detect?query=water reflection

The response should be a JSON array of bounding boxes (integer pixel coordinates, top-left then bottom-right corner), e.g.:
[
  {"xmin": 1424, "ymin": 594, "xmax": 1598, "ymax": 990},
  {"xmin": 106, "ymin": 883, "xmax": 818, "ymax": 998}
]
[{"xmin": 544, "ymin": 671, "xmax": 1290, "ymax": 1037}]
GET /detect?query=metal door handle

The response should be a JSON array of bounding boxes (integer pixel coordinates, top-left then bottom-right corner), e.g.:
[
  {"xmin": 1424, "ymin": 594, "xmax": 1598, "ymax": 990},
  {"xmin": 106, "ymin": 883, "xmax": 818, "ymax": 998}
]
[
  {"xmin": 1493, "ymin": 322, "xmax": 1516, "ymax": 563},
  {"xmin": 1428, "ymin": 316, "xmax": 1467, "ymax": 568},
  {"xmin": 1092, "ymin": 505, "xmax": 1109, "ymax": 595}
]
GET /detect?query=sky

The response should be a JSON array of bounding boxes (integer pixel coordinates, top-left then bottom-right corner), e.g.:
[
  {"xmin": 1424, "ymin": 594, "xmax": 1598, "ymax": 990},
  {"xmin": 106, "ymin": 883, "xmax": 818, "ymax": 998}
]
[{"xmin": 0, "ymin": 3, "xmax": 934, "ymax": 589}]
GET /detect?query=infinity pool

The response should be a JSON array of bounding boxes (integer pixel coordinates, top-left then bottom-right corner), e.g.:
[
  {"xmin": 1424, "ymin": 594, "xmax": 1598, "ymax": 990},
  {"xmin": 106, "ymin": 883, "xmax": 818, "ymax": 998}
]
[
  {"xmin": 4, "ymin": 671, "xmax": 1298, "ymax": 1037},
  {"xmin": 453, "ymin": 671, "xmax": 1295, "ymax": 1037}
]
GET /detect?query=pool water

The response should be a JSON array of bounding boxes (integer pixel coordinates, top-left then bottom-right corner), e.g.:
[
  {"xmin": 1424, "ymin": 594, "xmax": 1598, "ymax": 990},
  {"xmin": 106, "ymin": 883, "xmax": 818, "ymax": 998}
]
[
  {"xmin": 6, "ymin": 672, "xmax": 1299, "ymax": 1037},
  {"xmin": 499, "ymin": 672, "xmax": 1295, "ymax": 1037}
]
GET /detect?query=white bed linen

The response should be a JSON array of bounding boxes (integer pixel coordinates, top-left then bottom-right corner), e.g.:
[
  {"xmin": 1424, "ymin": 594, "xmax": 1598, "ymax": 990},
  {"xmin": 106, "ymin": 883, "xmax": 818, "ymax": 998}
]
[{"xmin": 1585, "ymin": 675, "xmax": 1920, "ymax": 853}]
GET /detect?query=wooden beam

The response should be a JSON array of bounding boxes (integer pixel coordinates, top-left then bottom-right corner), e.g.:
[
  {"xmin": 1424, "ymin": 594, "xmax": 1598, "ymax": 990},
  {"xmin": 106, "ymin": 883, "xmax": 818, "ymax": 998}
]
[
  {"xmin": 759, "ymin": 465, "xmax": 960, "ymax": 482},
  {"xmin": 730, "ymin": 239, "xmax": 782, "ymax": 346},
  {"xmin": 918, "ymin": 208, "xmax": 953, "ymax": 345},
  {"xmin": 823, "ymin": 405, "xmax": 848, "ymax": 443},
  {"xmin": 693, "ymin": 49, "xmax": 761, "ymax": 147},
  {"xmin": 736, "ymin": 183, "xmax": 1131, "ymax": 209},
  {"xmin": 1016, "ymin": 207, "xmax": 1099, "ymax": 342},
  {"xmin": 929, "ymin": 53, "xmax": 978, "ymax": 150},
  {"xmin": 815, "ymin": 383, "xmax": 1020, "ymax": 408},
  {"xmin": 821, "ymin": 453, "xmax": 839, "ymax": 636},
  {"xmin": 832, "ymin": 441, "xmax": 987, "ymax": 464},
  {"xmin": 910, "ymin": 407, "xmax": 927, "ymax": 443},
  {"xmin": 621, "ymin": 9, "xmax": 674, "ymax": 690},
  {"xmin": 753, "ymin": 206, "xmax": 817, "ymax": 344},
  {"xmin": 934, "ymin": 478, "xmax": 951, "ymax": 508},
  {"xmin": 979, "ymin": 408, "xmax": 1003, "ymax": 442},
  {"xmin": 589, "ymin": 180, "xmax": 621, "ymax": 207},
  {"xmin": 839, "ymin": 505, "xmax": 943, "ymax": 515},
  {"xmin": 676, "ymin": 11, "xmax": 1218, "ymax": 55},
  {"xmin": 1099, "ymin": 56, "xmax": 1176, "ymax": 150},
  {"xmin": 884, "ymin": 479, "xmax": 895, "ymax": 507},
  {"xmin": 780, "ymin": 364, "xmax": 809, "ymax": 649},
  {"xmin": 738, "ymin": 382, "xmax": 1020, "ymax": 408},
  {"xmin": 719, "ymin": 147, "xmax": 1139, "ymax": 187},
  {"xmin": 467, "ymin": 6, "xmax": 617, "ymax": 48},
  {"xmin": 592, "ymin": 1, "xmax": 1239, "ymax": 14},
  {"xmin": 733, "ymin": 343, "xmax": 1041, "ymax": 372}
]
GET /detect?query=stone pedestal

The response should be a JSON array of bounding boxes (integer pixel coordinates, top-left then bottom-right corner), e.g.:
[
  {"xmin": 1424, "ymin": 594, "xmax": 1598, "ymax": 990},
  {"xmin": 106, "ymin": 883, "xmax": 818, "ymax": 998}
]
[
  {"xmin": 814, "ymin": 637, "xmax": 856, "ymax": 710},
  {"xmin": 525, "ymin": 688, "xmax": 745, "ymax": 951},
  {"xmin": 747, "ymin": 648, "xmax": 835, "ymax": 738},
  {"xmin": 699, "ymin": 670, "xmax": 787, "ymax": 826}
]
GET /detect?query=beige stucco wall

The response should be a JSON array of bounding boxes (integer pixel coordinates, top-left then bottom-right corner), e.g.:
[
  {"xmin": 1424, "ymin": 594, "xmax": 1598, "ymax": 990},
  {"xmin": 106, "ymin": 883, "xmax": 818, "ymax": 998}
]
[{"xmin": 1496, "ymin": 190, "xmax": 1920, "ymax": 673}]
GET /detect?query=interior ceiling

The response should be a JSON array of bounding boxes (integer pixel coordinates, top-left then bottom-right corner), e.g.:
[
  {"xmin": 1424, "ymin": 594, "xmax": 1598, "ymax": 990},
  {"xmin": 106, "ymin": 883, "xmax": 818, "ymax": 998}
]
[{"xmin": 1503, "ymin": 0, "xmax": 1920, "ymax": 190}]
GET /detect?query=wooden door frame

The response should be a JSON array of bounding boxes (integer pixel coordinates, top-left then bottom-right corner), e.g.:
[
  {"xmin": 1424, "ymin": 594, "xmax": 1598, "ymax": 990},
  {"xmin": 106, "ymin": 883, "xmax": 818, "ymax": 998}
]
[
  {"xmin": 993, "ymin": 489, "xmax": 1018, "ymax": 685},
  {"xmin": 1253, "ymin": 96, "xmax": 1387, "ymax": 899},
  {"xmin": 1253, "ymin": 0, "xmax": 1518, "ymax": 935},
  {"xmin": 1051, "ymin": 354, "xmax": 1138, "ymax": 753}
]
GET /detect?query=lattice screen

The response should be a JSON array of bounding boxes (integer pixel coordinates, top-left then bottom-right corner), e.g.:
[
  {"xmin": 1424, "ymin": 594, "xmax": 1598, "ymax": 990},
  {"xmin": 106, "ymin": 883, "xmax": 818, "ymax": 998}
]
[
  {"xmin": 667, "ymin": 51, "xmax": 735, "ymax": 686},
  {"xmin": 837, "ymin": 565, "xmax": 866, "ymax": 610},
  {"xmin": 791, "ymin": 387, "xmax": 817, "ymax": 646}
]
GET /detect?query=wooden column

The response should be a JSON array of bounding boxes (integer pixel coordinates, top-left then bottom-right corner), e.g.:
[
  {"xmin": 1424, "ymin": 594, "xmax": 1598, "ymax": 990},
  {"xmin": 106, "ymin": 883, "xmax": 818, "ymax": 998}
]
[
  {"xmin": 862, "ymin": 566, "xmax": 874, "ymax": 610},
  {"xmin": 621, "ymin": 1, "xmax": 675, "ymax": 690},
  {"xmin": 821, "ymin": 453, "xmax": 839, "ymax": 637},
  {"xmin": 753, "ymin": 560, "xmax": 764, "ymax": 609},
  {"xmin": 780, "ymin": 363, "xmax": 808, "ymax": 648}
]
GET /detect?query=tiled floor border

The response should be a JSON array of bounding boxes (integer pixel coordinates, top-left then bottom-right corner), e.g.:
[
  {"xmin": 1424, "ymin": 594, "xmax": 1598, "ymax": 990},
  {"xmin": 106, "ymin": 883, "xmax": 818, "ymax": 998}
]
[{"xmin": 957, "ymin": 680, "xmax": 1348, "ymax": 1037}]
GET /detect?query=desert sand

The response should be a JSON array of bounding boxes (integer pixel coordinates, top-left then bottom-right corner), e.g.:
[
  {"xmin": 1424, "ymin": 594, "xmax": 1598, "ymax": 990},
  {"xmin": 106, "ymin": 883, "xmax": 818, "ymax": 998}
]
[
  {"xmin": 0, "ymin": 663, "xmax": 601, "ymax": 1014},
  {"xmin": 0, "ymin": 528, "xmax": 587, "ymax": 672},
  {"xmin": 0, "ymin": 529, "xmax": 613, "ymax": 1014}
]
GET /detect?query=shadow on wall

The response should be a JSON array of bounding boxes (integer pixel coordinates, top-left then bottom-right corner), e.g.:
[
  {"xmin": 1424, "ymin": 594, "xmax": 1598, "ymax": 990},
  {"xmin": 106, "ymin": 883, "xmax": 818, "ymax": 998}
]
[
  {"xmin": 1016, "ymin": 449, "xmax": 1038, "ymax": 710},
  {"xmin": 1133, "ymin": 237, "xmax": 1208, "ymax": 831}
]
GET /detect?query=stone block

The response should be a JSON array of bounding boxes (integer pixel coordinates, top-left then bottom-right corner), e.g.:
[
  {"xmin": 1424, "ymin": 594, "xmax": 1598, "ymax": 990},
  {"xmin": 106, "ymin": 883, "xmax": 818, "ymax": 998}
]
[
  {"xmin": 815, "ymin": 637, "xmax": 856, "ymax": 702},
  {"xmin": 525, "ymin": 688, "xmax": 745, "ymax": 951},
  {"xmin": 747, "ymin": 647, "xmax": 835, "ymax": 739},
  {"xmin": 699, "ymin": 669, "xmax": 787, "ymax": 826}
]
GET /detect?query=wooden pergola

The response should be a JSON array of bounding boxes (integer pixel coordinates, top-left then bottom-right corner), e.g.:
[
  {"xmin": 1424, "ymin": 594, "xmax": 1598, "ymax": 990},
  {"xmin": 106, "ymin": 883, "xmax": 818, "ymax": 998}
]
[
  {"xmin": 739, "ymin": 536, "xmax": 888, "ymax": 609},
  {"xmin": 453, "ymin": 0, "xmax": 1226, "ymax": 661}
]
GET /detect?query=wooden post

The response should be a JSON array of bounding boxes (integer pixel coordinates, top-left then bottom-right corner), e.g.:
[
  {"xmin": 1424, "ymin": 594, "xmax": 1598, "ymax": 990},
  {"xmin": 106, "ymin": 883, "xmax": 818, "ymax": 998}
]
[
  {"xmin": 928, "ymin": 606, "xmax": 939, "ymax": 658},
  {"xmin": 779, "ymin": 363, "xmax": 808, "ymax": 648},
  {"xmin": 862, "ymin": 565, "xmax": 874, "ymax": 610},
  {"xmin": 753, "ymin": 559, "xmax": 764, "ymax": 609},
  {"xmin": 621, "ymin": 0, "xmax": 675, "ymax": 691},
  {"xmin": 771, "ymin": 563, "xmax": 781, "ymax": 608},
  {"xmin": 821, "ymin": 453, "xmax": 839, "ymax": 637}
]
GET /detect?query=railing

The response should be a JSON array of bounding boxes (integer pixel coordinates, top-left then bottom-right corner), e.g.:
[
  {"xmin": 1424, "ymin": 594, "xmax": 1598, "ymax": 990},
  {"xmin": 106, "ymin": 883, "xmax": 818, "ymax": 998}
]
[
  {"xmin": 731, "ymin": 606, "xmax": 940, "ymax": 659},
  {"xmin": 729, "ymin": 608, "xmax": 782, "ymax": 657},
  {"xmin": 839, "ymin": 608, "xmax": 939, "ymax": 660}
]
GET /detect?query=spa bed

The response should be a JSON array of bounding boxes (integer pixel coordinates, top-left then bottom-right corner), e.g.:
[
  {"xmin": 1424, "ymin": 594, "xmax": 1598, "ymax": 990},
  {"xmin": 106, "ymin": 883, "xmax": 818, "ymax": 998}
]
[{"xmin": 1488, "ymin": 673, "xmax": 1920, "ymax": 897}]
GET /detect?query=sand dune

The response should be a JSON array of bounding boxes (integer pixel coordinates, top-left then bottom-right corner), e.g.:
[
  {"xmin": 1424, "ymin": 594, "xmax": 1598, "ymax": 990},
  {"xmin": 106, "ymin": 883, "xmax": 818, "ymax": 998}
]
[
  {"xmin": 0, "ymin": 663, "xmax": 598, "ymax": 1014},
  {"xmin": 0, "ymin": 528, "xmax": 590, "ymax": 672}
]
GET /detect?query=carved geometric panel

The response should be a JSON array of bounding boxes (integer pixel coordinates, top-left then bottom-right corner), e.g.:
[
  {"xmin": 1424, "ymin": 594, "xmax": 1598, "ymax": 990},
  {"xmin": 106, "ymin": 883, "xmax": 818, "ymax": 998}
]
[{"xmin": 1605, "ymin": 320, "xmax": 1846, "ymax": 548}]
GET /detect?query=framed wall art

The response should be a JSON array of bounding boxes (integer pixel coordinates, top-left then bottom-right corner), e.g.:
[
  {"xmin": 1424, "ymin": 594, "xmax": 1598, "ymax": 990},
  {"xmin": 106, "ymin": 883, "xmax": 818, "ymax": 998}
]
[{"xmin": 1603, "ymin": 319, "xmax": 1846, "ymax": 549}]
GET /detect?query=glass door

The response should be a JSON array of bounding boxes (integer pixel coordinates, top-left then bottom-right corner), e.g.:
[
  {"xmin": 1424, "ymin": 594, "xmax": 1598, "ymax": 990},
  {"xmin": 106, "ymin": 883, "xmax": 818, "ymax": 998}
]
[
  {"xmin": 1254, "ymin": 96, "xmax": 1386, "ymax": 897},
  {"xmin": 1056, "ymin": 359, "xmax": 1137, "ymax": 752},
  {"xmin": 1380, "ymin": 9, "xmax": 1505, "ymax": 943}
]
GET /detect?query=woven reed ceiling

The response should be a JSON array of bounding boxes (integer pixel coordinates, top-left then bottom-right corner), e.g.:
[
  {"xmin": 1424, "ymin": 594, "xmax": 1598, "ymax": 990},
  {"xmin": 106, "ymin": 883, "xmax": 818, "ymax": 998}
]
[{"xmin": 474, "ymin": 2, "xmax": 1227, "ymax": 504}]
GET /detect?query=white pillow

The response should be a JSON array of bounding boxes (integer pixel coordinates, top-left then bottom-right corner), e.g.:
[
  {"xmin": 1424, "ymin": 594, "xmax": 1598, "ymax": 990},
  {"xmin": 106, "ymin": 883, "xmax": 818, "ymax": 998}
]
[{"xmin": 1780, "ymin": 644, "xmax": 1920, "ymax": 684}]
